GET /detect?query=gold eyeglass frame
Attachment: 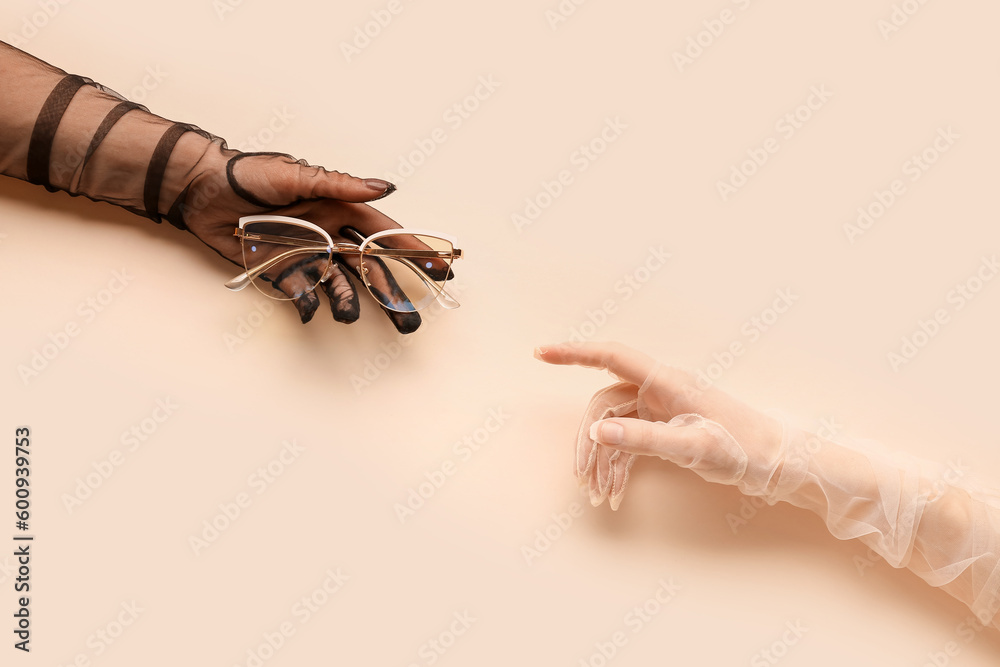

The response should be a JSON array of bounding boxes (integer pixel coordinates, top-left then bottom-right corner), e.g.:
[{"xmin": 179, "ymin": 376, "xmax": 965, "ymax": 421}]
[{"xmin": 224, "ymin": 215, "xmax": 462, "ymax": 312}]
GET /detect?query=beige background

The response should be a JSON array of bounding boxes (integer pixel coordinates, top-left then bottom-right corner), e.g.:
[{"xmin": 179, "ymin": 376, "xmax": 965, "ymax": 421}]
[{"xmin": 2, "ymin": 0, "xmax": 1000, "ymax": 664}]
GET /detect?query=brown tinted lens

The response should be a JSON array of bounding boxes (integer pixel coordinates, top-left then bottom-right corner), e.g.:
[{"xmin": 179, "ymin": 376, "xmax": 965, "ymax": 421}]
[
  {"xmin": 242, "ymin": 221, "xmax": 330, "ymax": 300},
  {"xmin": 360, "ymin": 235, "xmax": 454, "ymax": 312}
]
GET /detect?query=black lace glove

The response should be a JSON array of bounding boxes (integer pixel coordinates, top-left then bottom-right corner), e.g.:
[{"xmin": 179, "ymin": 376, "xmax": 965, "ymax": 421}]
[{"xmin": 0, "ymin": 40, "xmax": 426, "ymax": 333}]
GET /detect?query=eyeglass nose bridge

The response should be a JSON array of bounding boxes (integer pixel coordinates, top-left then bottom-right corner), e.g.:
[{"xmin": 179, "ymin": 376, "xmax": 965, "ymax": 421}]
[{"xmin": 320, "ymin": 261, "xmax": 336, "ymax": 283}]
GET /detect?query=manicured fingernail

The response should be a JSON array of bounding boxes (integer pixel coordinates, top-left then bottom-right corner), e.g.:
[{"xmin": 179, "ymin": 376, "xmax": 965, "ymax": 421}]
[
  {"xmin": 591, "ymin": 421, "xmax": 624, "ymax": 445},
  {"xmin": 534, "ymin": 343, "xmax": 562, "ymax": 360},
  {"xmin": 365, "ymin": 179, "xmax": 396, "ymax": 200}
]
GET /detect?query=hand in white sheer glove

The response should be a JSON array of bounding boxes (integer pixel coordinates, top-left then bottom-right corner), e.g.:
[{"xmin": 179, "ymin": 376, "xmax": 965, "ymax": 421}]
[
  {"xmin": 535, "ymin": 341, "xmax": 783, "ymax": 507},
  {"xmin": 537, "ymin": 341, "xmax": 1000, "ymax": 631}
]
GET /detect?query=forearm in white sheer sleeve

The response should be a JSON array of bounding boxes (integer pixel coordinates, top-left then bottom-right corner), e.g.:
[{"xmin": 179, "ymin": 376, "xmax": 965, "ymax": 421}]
[{"xmin": 759, "ymin": 425, "xmax": 1000, "ymax": 629}]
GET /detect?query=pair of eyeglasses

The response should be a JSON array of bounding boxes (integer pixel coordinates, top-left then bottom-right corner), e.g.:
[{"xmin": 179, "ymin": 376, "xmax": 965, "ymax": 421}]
[{"xmin": 224, "ymin": 215, "xmax": 463, "ymax": 313}]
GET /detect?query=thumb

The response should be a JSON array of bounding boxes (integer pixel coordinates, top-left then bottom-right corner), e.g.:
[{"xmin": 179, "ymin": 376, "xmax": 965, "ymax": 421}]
[{"xmin": 590, "ymin": 414, "xmax": 748, "ymax": 485}]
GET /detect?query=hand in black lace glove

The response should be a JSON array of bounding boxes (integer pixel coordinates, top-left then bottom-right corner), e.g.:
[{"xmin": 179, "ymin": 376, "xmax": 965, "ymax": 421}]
[{"xmin": 0, "ymin": 40, "xmax": 425, "ymax": 333}]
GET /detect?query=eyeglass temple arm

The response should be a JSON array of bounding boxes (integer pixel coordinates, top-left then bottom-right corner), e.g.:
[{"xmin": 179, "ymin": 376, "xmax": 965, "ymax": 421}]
[
  {"xmin": 237, "ymin": 230, "xmax": 457, "ymax": 259},
  {"xmin": 389, "ymin": 255, "xmax": 461, "ymax": 309}
]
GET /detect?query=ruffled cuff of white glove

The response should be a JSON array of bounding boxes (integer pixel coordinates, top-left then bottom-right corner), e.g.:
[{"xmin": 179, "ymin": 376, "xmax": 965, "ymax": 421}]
[{"xmin": 763, "ymin": 424, "xmax": 1000, "ymax": 627}]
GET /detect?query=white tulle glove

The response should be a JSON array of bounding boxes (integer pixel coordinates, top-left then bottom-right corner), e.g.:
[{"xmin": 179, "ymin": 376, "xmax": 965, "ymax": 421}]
[{"xmin": 537, "ymin": 341, "xmax": 1000, "ymax": 630}]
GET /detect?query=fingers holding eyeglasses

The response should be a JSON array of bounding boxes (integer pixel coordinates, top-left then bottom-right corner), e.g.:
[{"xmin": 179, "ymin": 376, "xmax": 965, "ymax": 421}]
[
  {"xmin": 243, "ymin": 243, "xmax": 427, "ymax": 333},
  {"xmin": 337, "ymin": 254, "xmax": 423, "ymax": 334},
  {"xmin": 275, "ymin": 257, "xmax": 364, "ymax": 325},
  {"xmin": 294, "ymin": 251, "xmax": 422, "ymax": 333},
  {"xmin": 318, "ymin": 262, "xmax": 361, "ymax": 324},
  {"xmin": 265, "ymin": 253, "xmax": 334, "ymax": 324},
  {"xmin": 265, "ymin": 253, "xmax": 419, "ymax": 331},
  {"xmin": 230, "ymin": 209, "xmax": 460, "ymax": 332}
]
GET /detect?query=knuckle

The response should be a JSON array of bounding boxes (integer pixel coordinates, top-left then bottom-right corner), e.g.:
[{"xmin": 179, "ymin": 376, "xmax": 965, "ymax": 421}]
[{"xmin": 604, "ymin": 343, "xmax": 625, "ymax": 369}]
